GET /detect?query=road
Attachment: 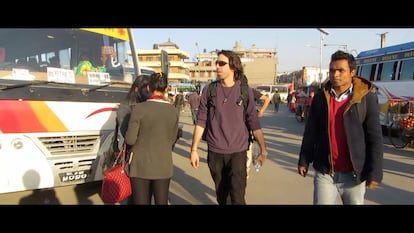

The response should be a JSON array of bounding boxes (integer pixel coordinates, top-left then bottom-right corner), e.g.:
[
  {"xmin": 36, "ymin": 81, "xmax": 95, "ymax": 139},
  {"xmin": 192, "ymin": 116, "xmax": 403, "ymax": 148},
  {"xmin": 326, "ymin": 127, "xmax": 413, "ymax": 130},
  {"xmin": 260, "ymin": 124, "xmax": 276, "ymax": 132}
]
[{"xmin": 0, "ymin": 104, "xmax": 413, "ymax": 205}]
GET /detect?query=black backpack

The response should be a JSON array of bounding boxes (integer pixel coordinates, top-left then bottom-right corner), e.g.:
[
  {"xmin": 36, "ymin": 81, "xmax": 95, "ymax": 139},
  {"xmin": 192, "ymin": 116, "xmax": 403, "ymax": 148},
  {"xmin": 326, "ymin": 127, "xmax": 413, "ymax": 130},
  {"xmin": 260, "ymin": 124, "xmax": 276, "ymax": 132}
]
[{"xmin": 202, "ymin": 80, "xmax": 254, "ymax": 144}]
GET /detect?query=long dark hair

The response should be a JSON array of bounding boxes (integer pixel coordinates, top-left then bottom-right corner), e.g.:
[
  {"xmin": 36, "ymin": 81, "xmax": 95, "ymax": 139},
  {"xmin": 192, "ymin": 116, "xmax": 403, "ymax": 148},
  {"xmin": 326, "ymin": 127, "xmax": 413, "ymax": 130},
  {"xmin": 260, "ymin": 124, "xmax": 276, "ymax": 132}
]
[
  {"xmin": 126, "ymin": 74, "xmax": 151, "ymax": 103},
  {"xmin": 217, "ymin": 50, "xmax": 244, "ymax": 81}
]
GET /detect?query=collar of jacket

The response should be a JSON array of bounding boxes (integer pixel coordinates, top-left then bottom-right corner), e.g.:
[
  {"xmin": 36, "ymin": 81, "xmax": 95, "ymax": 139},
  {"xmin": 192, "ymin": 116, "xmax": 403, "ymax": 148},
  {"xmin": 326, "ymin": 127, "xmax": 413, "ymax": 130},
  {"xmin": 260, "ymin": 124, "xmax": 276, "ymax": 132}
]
[{"xmin": 324, "ymin": 76, "xmax": 374, "ymax": 104}]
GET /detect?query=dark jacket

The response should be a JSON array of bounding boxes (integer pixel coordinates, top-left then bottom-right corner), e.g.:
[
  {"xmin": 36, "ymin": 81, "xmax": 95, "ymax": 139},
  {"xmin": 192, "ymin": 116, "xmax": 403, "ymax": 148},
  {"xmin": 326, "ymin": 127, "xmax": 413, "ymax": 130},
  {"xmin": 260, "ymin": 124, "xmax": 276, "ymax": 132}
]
[
  {"xmin": 125, "ymin": 100, "xmax": 179, "ymax": 179},
  {"xmin": 298, "ymin": 76, "xmax": 383, "ymax": 184},
  {"xmin": 116, "ymin": 99, "xmax": 136, "ymax": 138}
]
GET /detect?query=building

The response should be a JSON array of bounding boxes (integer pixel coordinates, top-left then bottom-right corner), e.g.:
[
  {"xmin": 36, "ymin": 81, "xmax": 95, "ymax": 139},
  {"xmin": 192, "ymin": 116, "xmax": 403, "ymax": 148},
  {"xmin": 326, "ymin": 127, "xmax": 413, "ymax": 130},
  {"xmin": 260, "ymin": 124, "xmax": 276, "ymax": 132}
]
[
  {"xmin": 277, "ymin": 66, "xmax": 329, "ymax": 91},
  {"xmin": 233, "ymin": 42, "xmax": 278, "ymax": 86},
  {"xmin": 188, "ymin": 41, "xmax": 278, "ymax": 86},
  {"xmin": 137, "ymin": 40, "xmax": 278, "ymax": 85},
  {"xmin": 188, "ymin": 50, "xmax": 217, "ymax": 83},
  {"xmin": 137, "ymin": 39, "xmax": 190, "ymax": 83}
]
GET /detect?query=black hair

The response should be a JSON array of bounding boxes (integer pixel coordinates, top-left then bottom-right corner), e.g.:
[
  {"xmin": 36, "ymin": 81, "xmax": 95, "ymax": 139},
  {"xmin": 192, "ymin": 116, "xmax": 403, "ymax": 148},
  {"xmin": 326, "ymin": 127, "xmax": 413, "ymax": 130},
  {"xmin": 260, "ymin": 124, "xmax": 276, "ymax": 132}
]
[
  {"xmin": 330, "ymin": 50, "xmax": 356, "ymax": 71},
  {"xmin": 126, "ymin": 74, "xmax": 151, "ymax": 103},
  {"xmin": 148, "ymin": 72, "xmax": 168, "ymax": 93}
]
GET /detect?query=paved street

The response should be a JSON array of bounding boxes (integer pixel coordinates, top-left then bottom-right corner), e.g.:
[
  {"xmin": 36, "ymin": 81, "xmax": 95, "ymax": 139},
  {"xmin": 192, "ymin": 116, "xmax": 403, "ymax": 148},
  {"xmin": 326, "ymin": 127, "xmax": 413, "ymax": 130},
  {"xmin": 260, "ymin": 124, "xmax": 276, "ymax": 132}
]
[
  {"xmin": 171, "ymin": 104, "xmax": 414, "ymax": 205},
  {"xmin": 0, "ymin": 104, "xmax": 413, "ymax": 205}
]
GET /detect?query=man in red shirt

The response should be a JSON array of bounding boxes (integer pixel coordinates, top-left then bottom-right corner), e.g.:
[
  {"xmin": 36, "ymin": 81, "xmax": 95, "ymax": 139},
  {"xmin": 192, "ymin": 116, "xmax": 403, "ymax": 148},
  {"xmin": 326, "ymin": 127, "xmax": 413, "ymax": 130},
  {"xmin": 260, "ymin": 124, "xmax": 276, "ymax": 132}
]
[{"xmin": 298, "ymin": 50, "xmax": 383, "ymax": 205}]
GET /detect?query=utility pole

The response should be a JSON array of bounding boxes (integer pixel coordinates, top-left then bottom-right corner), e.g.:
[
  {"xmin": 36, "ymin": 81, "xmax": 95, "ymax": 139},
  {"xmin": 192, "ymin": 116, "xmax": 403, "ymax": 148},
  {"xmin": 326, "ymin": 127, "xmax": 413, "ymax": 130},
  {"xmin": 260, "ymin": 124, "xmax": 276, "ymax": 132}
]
[
  {"xmin": 377, "ymin": 32, "xmax": 388, "ymax": 48},
  {"xmin": 317, "ymin": 28, "xmax": 330, "ymax": 88}
]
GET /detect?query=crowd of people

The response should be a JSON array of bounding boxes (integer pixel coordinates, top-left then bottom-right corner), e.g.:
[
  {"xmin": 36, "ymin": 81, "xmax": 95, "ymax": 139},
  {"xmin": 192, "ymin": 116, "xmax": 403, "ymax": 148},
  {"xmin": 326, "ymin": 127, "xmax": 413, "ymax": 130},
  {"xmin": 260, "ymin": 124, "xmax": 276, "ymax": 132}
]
[{"xmin": 106, "ymin": 49, "xmax": 383, "ymax": 205}]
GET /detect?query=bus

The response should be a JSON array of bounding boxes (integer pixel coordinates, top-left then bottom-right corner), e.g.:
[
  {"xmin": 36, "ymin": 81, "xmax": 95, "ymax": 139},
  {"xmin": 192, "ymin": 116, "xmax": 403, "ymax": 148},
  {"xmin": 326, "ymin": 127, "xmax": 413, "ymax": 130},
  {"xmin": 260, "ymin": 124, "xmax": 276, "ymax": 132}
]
[
  {"xmin": 0, "ymin": 28, "xmax": 142, "ymax": 194},
  {"xmin": 168, "ymin": 82, "xmax": 197, "ymax": 97},
  {"xmin": 356, "ymin": 41, "xmax": 414, "ymax": 128}
]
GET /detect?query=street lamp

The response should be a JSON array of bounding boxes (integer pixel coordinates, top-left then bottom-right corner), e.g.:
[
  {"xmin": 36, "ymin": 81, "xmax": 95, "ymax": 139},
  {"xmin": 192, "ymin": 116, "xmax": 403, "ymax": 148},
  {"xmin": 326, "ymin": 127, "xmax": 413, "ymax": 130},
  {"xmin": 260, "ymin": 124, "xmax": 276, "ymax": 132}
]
[
  {"xmin": 323, "ymin": 43, "xmax": 348, "ymax": 52},
  {"xmin": 317, "ymin": 28, "xmax": 329, "ymax": 88}
]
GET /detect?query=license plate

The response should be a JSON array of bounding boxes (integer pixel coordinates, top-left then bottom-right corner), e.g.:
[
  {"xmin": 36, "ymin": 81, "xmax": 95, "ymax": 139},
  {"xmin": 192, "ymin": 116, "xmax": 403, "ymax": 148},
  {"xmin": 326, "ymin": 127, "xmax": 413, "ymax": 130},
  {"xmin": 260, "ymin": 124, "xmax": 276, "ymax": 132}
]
[{"xmin": 59, "ymin": 170, "xmax": 89, "ymax": 182}]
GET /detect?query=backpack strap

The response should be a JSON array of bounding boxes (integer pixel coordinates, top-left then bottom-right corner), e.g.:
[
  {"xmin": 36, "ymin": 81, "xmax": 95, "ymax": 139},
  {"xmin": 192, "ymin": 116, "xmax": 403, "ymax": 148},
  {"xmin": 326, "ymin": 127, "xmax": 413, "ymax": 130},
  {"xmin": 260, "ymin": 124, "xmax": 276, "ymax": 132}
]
[{"xmin": 206, "ymin": 80, "xmax": 218, "ymax": 109}]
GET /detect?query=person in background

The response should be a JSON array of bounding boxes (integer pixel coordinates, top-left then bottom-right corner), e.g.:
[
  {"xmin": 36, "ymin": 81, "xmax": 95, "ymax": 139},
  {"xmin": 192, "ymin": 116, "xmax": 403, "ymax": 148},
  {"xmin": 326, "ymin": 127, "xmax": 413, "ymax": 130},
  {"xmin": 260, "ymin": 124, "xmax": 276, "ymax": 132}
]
[
  {"xmin": 255, "ymin": 89, "xmax": 271, "ymax": 117},
  {"xmin": 125, "ymin": 72, "xmax": 179, "ymax": 205},
  {"xmin": 286, "ymin": 91, "xmax": 292, "ymax": 108},
  {"xmin": 187, "ymin": 90, "xmax": 201, "ymax": 125},
  {"xmin": 189, "ymin": 50, "xmax": 268, "ymax": 205},
  {"xmin": 271, "ymin": 89, "xmax": 282, "ymax": 112},
  {"xmin": 296, "ymin": 87, "xmax": 308, "ymax": 118},
  {"xmin": 174, "ymin": 90, "xmax": 185, "ymax": 114},
  {"xmin": 117, "ymin": 75, "xmax": 152, "ymax": 138},
  {"xmin": 243, "ymin": 75, "xmax": 270, "ymax": 178},
  {"xmin": 289, "ymin": 91, "xmax": 296, "ymax": 113},
  {"xmin": 302, "ymin": 89, "xmax": 315, "ymax": 121},
  {"xmin": 298, "ymin": 50, "xmax": 383, "ymax": 205},
  {"xmin": 97, "ymin": 50, "xmax": 124, "ymax": 79},
  {"xmin": 76, "ymin": 53, "xmax": 95, "ymax": 76}
]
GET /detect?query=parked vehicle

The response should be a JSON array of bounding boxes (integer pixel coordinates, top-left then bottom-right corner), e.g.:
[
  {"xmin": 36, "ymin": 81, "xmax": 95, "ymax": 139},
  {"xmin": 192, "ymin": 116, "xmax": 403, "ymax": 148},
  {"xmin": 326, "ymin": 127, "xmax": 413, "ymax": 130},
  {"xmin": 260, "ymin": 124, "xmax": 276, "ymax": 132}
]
[{"xmin": 255, "ymin": 84, "xmax": 291, "ymax": 103}]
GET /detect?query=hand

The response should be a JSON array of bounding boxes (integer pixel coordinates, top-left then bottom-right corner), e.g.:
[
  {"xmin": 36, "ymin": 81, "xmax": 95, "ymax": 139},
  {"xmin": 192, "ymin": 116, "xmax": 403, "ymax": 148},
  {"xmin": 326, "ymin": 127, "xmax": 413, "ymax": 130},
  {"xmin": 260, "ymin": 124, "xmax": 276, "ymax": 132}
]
[
  {"xmin": 190, "ymin": 150, "xmax": 200, "ymax": 168},
  {"xmin": 298, "ymin": 166, "xmax": 308, "ymax": 177},
  {"xmin": 256, "ymin": 152, "xmax": 267, "ymax": 165},
  {"xmin": 367, "ymin": 180, "xmax": 379, "ymax": 189}
]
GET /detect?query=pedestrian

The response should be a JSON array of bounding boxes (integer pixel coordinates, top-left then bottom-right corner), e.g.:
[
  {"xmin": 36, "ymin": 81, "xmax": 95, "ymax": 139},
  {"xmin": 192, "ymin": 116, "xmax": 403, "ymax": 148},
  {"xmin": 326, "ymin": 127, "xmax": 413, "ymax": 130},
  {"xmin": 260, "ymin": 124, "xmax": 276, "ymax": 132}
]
[
  {"xmin": 117, "ymin": 74, "xmax": 152, "ymax": 138},
  {"xmin": 254, "ymin": 87, "xmax": 271, "ymax": 118},
  {"xmin": 302, "ymin": 89, "xmax": 315, "ymax": 121},
  {"xmin": 245, "ymin": 75, "xmax": 270, "ymax": 178},
  {"xmin": 286, "ymin": 91, "xmax": 292, "ymax": 108},
  {"xmin": 189, "ymin": 50, "xmax": 268, "ymax": 205},
  {"xmin": 297, "ymin": 50, "xmax": 383, "ymax": 205},
  {"xmin": 271, "ymin": 89, "xmax": 281, "ymax": 112},
  {"xmin": 125, "ymin": 72, "xmax": 179, "ymax": 205},
  {"xmin": 174, "ymin": 90, "xmax": 185, "ymax": 114},
  {"xmin": 289, "ymin": 92, "xmax": 296, "ymax": 113},
  {"xmin": 187, "ymin": 90, "xmax": 201, "ymax": 124}
]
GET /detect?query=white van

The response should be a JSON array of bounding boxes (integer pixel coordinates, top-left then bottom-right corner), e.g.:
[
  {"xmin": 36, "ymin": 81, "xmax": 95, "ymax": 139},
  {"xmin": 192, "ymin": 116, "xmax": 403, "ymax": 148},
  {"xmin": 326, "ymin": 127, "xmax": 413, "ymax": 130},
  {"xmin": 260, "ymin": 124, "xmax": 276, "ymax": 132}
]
[{"xmin": 255, "ymin": 84, "xmax": 290, "ymax": 103}]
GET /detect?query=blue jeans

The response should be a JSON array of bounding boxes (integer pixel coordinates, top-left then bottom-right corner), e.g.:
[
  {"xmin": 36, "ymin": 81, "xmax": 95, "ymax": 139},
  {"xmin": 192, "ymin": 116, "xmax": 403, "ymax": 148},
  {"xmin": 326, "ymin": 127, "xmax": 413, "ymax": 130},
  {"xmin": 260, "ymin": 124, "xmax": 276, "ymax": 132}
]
[
  {"xmin": 274, "ymin": 103, "xmax": 280, "ymax": 112},
  {"xmin": 313, "ymin": 171, "xmax": 366, "ymax": 205}
]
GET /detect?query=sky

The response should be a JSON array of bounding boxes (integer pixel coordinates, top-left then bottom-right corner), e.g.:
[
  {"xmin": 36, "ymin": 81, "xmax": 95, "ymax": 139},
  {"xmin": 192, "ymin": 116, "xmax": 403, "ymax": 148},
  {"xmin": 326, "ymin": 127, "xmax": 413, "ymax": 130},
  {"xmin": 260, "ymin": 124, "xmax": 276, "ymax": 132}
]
[{"xmin": 132, "ymin": 28, "xmax": 414, "ymax": 73}]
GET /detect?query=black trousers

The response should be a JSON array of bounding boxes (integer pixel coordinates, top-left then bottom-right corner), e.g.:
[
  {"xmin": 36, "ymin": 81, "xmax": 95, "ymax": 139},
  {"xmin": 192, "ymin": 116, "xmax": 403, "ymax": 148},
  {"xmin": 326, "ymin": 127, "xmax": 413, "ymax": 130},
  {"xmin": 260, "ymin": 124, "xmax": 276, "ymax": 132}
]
[
  {"xmin": 207, "ymin": 150, "xmax": 247, "ymax": 205},
  {"xmin": 130, "ymin": 177, "xmax": 170, "ymax": 205}
]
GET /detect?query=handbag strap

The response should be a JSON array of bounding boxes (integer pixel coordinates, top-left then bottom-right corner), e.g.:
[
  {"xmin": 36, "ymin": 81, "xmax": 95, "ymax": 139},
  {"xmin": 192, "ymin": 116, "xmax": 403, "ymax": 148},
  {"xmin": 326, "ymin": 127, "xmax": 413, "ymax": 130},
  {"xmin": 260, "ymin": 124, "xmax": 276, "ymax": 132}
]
[
  {"xmin": 111, "ymin": 143, "xmax": 127, "ymax": 167},
  {"xmin": 112, "ymin": 118, "xmax": 120, "ymax": 153}
]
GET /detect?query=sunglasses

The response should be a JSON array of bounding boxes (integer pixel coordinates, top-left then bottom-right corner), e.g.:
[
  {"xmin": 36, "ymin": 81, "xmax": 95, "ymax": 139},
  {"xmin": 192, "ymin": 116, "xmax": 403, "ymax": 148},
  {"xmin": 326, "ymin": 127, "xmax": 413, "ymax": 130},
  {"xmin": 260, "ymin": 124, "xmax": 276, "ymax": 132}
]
[{"xmin": 215, "ymin": 60, "xmax": 228, "ymax": 67}]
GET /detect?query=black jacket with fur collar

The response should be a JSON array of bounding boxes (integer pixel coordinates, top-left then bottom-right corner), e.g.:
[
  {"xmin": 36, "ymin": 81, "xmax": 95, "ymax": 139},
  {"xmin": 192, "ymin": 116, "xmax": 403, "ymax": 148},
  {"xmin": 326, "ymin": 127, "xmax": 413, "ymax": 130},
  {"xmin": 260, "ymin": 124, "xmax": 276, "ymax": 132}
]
[{"xmin": 298, "ymin": 76, "xmax": 383, "ymax": 184}]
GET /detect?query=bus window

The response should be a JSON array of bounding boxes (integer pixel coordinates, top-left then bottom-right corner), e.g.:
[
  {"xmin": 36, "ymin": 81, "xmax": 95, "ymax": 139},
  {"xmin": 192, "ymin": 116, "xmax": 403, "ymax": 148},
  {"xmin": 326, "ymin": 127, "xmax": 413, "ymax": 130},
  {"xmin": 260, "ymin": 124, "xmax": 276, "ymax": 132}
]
[
  {"xmin": 400, "ymin": 59, "xmax": 414, "ymax": 80},
  {"xmin": 360, "ymin": 64, "xmax": 376, "ymax": 81},
  {"xmin": 379, "ymin": 61, "xmax": 397, "ymax": 81}
]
